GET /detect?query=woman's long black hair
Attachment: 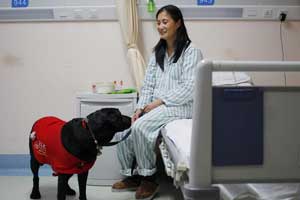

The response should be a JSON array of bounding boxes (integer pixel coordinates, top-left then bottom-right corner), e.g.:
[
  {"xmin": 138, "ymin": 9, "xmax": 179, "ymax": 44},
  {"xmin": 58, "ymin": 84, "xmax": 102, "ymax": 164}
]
[{"xmin": 154, "ymin": 5, "xmax": 191, "ymax": 71}]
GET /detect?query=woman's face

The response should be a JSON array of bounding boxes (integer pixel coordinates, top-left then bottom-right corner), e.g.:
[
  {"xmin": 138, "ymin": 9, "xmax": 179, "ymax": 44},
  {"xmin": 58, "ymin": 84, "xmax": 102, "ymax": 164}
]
[{"xmin": 156, "ymin": 11, "xmax": 181, "ymax": 43}]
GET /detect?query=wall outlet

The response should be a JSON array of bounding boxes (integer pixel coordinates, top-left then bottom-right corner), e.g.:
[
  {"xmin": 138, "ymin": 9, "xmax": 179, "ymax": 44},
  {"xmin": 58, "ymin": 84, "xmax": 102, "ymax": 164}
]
[
  {"xmin": 263, "ymin": 9, "xmax": 273, "ymax": 19},
  {"xmin": 246, "ymin": 8, "xmax": 258, "ymax": 17}
]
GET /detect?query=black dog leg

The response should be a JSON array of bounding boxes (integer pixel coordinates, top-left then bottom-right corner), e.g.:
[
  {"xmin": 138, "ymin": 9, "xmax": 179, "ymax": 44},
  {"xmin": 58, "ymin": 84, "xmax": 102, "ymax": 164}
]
[
  {"xmin": 78, "ymin": 172, "xmax": 88, "ymax": 200},
  {"xmin": 29, "ymin": 141, "xmax": 41, "ymax": 199},
  {"xmin": 30, "ymin": 156, "xmax": 42, "ymax": 199},
  {"xmin": 65, "ymin": 174, "xmax": 76, "ymax": 196},
  {"xmin": 57, "ymin": 174, "xmax": 72, "ymax": 200}
]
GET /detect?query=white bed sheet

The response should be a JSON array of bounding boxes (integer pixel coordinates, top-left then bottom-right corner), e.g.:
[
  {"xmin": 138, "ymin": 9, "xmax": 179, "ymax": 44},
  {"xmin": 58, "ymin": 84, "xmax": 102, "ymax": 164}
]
[
  {"xmin": 163, "ymin": 119, "xmax": 300, "ymax": 200},
  {"xmin": 164, "ymin": 119, "xmax": 192, "ymax": 169}
]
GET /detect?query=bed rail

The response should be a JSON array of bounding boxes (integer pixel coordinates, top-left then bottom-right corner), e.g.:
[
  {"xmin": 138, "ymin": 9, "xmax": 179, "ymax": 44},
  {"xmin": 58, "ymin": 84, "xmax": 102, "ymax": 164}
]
[{"xmin": 184, "ymin": 60, "xmax": 300, "ymax": 200}]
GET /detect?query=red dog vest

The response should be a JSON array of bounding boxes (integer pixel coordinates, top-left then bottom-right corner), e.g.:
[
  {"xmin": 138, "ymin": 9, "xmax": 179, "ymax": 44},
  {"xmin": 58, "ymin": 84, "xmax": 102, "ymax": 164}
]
[{"xmin": 31, "ymin": 116, "xmax": 95, "ymax": 175}]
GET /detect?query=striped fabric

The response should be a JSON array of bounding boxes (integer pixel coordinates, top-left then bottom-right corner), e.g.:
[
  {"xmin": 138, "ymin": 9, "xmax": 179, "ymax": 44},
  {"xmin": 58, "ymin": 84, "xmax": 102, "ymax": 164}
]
[
  {"xmin": 138, "ymin": 44, "xmax": 203, "ymax": 118},
  {"xmin": 117, "ymin": 44, "xmax": 203, "ymax": 176}
]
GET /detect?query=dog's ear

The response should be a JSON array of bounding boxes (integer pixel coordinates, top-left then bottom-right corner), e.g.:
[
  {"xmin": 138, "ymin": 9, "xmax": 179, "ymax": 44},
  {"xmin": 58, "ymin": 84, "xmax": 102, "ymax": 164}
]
[
  {"xmin": 87, "ymin": 108, "xmax": 120, "ymax": 124},
  {"xmin": 116, "ymin": 115, "xmax": 131, "ymax": 132},
  {"xmin": 86, "ymin": 108, "xmax": 124, "ymax": 132},
  {"xmin": 97, "ymin": 108, "xmax": 131, "ymax": 132}
]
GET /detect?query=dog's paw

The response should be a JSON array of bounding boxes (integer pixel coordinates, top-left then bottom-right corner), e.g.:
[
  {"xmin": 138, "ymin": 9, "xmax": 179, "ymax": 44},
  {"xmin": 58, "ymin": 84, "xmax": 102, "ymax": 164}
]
[{"xmin": 30, "ymin": 191, "xmax": 41, "ymax": 199}]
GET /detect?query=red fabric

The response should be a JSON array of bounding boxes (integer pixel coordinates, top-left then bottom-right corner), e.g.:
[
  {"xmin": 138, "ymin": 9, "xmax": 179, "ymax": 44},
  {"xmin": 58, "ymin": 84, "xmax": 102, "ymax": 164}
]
[{"xmin": 31, "ymin": 116, "xmax": 95, "ymax": 174}]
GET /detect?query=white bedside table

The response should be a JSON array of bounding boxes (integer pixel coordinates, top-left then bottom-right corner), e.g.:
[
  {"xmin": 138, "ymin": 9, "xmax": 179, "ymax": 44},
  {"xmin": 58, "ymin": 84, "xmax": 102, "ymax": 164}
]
[{"xmin": 76, "ymin": 92, "xmax": 137, "ymax": 185}]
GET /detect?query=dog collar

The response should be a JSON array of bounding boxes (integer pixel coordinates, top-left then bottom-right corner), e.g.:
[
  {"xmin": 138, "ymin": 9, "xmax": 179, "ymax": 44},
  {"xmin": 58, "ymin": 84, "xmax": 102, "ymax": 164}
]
[{"xmin": 83, "ymin": 118, "xmax": 102, "ymax": 156}]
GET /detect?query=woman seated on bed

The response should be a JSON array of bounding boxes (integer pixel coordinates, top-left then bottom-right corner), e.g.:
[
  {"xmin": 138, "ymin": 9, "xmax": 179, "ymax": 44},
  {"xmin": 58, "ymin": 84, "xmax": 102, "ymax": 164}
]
[{"xmin": 112, "ymin": 4, "xmax": 203, "ymax": 200}]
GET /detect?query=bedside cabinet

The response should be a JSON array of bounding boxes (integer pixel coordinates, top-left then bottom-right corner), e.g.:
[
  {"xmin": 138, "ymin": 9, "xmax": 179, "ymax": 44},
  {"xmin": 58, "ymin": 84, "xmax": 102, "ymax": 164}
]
[{"xmin": 76, "ymin": 92, "xmax": 137, "ymax": 185}]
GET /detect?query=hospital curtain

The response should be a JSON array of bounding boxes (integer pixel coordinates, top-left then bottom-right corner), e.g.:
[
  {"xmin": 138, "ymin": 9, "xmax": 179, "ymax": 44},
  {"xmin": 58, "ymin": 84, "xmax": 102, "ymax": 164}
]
[{"xmin": 116, "ymin": 0, "xmax": 146, "ymax": 92}]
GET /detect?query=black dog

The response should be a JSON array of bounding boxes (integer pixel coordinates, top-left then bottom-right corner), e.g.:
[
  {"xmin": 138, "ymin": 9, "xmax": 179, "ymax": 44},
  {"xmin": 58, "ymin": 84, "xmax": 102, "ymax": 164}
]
[{"xmin": 29, "ymin": 108, "xmax": 131, "ymax": 200}]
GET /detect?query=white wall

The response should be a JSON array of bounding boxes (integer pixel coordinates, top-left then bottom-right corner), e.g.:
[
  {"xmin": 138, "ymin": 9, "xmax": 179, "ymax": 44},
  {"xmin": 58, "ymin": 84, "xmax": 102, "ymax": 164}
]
[
  {"xmin": 0, "ymin": 22, "xmax": 133, "ymax": 153},
  {"xmin": 141, "ymin": 21, "xmax": 300, "ymax": 86},
  {"xmin": 0, "ymin": 20, "xmax": 300, "ymax": 153}
]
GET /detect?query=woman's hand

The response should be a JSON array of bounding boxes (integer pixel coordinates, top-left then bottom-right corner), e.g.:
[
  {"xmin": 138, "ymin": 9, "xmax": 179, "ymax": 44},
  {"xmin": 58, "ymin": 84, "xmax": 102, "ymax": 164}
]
[
  {"xmin": 131, "ymin": 109, "xmax": 143, "ymax": 124},
  {"xmin": 132, "ymin": 99, "xmax": 164, "ymax": 124},
  {"xmin": 143, "ymin": 99, "xmax": 164, "ymax": 113}
]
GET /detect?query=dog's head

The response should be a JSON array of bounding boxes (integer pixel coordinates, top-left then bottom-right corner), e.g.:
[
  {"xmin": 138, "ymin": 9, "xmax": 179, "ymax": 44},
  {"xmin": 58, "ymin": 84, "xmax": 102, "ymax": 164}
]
[{"xmin": 86, "ymin": 108, "xmax": 131, "ymax": 146}]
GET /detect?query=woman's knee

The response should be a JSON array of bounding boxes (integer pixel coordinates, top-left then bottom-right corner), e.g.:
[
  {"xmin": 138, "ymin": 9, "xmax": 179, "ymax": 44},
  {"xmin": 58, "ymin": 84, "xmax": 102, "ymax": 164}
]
[
  {"xmin": 132, "ymin": 120, "xmax": 153, "ymax": 143},
  {"xmin": 131, "ymin": 117, "xmax": 147, "ymax": 134}
]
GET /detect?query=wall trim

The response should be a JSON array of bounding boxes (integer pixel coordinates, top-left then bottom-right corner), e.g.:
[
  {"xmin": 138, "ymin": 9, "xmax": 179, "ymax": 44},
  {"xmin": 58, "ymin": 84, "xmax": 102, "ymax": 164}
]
[{"xmin": 0, "ymin": 154, "xmax": 51, "ymax": 176}]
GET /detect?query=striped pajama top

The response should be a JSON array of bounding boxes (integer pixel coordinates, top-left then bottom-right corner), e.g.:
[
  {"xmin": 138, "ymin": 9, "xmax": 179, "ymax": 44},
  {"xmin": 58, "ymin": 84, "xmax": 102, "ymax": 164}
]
[{"xmin": 137, "ymin": 44, "xmax": 203, "ymax": 118}]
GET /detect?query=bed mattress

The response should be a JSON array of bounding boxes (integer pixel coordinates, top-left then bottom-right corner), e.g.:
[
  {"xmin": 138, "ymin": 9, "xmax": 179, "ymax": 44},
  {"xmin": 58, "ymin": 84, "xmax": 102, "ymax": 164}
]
[{"xmin": 161, "ymin": 119, "xmax": 300, "ymax": 200}]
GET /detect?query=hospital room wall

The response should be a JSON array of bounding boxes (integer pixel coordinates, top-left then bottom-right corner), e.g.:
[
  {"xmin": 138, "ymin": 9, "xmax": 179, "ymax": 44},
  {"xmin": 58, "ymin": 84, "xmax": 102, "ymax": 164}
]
[
  {"xmin": 0, "ymin": 22, "xmax": 132, "ymax": 154},
  {"xmin": 0, "ymin": 20, "xmax": 300, "ymax": 154},
  {"xmin": 141, "ymin": 20, "xmax": 300, "ymax": 86}
]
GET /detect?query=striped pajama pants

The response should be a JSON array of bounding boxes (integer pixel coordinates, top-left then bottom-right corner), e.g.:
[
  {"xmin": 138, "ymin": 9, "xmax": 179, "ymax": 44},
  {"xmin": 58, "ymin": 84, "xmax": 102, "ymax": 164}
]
[{"xmin": 117, "ymin": 105, "xmax": 180, "ymax": 177}]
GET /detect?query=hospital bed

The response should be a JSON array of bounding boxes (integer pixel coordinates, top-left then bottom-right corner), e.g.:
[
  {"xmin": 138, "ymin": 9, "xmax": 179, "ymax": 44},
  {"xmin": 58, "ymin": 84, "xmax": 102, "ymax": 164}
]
[{"xmin": 159, "ymin": 60, "xmax": 300, "ymax": 200}]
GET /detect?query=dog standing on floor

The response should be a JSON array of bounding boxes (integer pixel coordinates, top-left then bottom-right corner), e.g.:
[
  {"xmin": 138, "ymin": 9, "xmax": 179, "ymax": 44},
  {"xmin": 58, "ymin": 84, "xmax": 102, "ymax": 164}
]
[{"xmin": 29, "ymin": 108, "xmax": 131, "ymax": 200}]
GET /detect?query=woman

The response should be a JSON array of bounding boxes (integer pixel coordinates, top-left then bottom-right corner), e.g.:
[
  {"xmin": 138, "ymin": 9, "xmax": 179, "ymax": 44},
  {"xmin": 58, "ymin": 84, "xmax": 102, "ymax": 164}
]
[{"xmin": 112, "ymin": 5, "xmax": 203, "ymax": 200}]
